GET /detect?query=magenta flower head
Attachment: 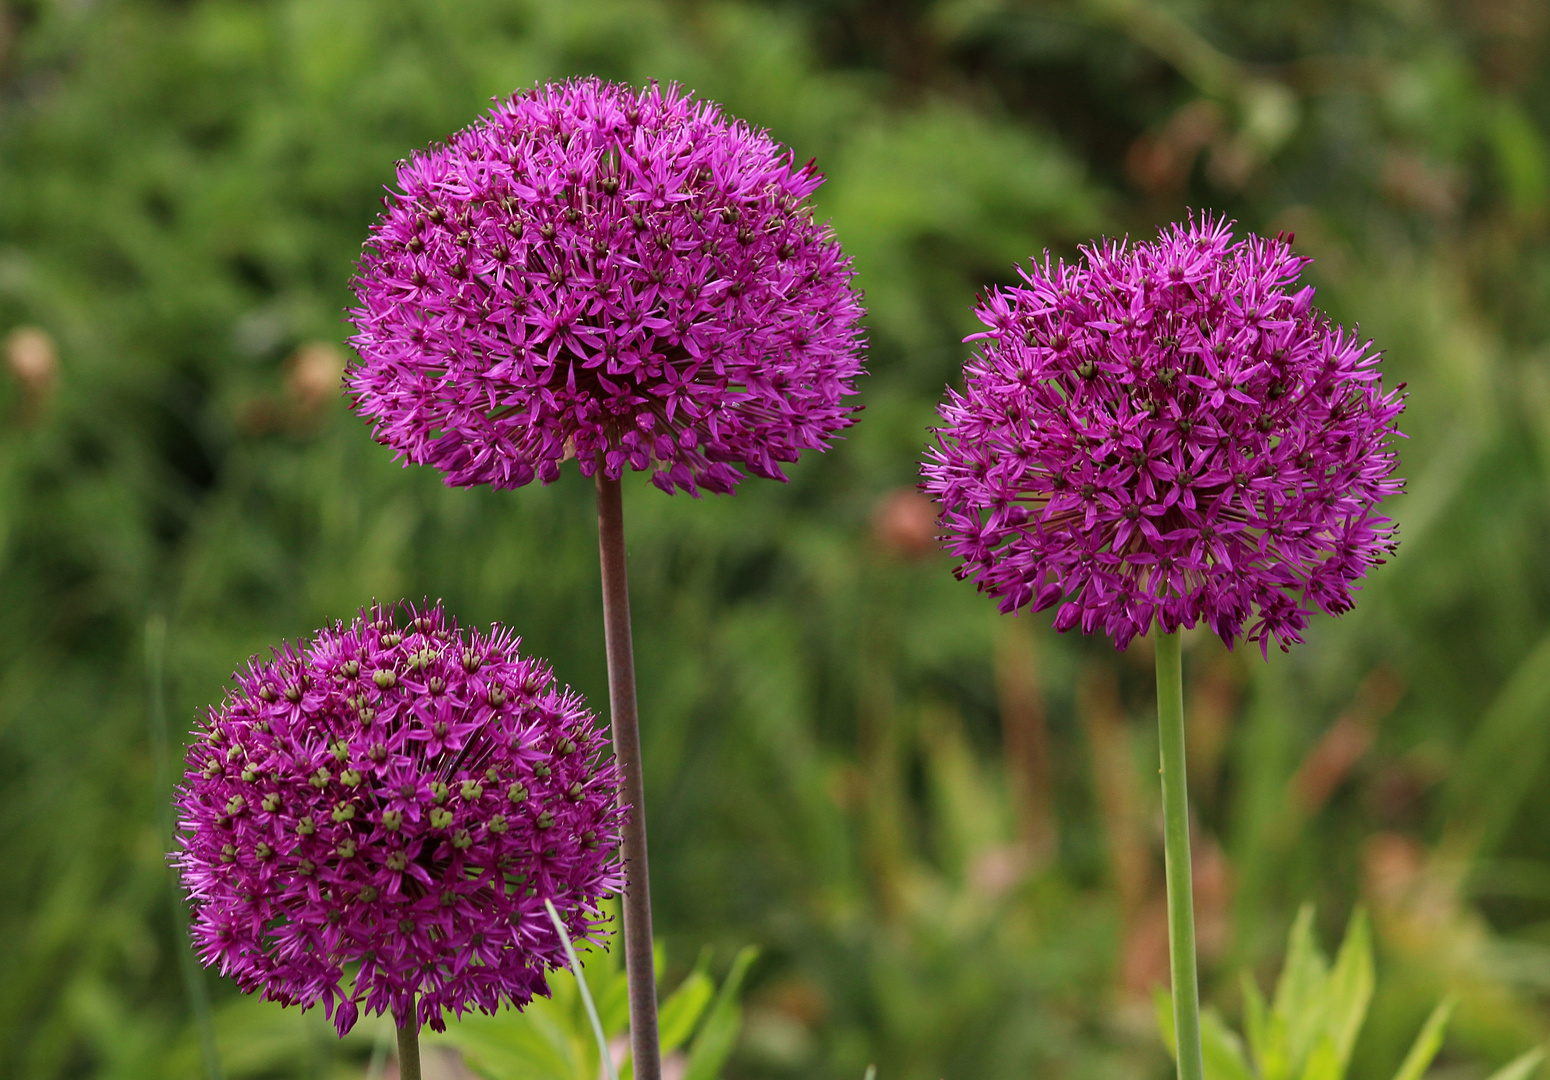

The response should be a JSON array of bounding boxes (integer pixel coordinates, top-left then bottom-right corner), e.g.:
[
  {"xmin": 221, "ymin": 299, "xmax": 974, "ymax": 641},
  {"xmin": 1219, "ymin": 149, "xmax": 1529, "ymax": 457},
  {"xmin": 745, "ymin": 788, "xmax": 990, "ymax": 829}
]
[
  {"xmin": 346, "ymin": 78, "xmax": 865, "ymax": 496},
  {"xmin": 174, "ymin": 601, "xmax": 623, "ymax": 1035},
  {"xmin": 922, "ymin": 216, "xmax": 1405, "ymax": 653}
]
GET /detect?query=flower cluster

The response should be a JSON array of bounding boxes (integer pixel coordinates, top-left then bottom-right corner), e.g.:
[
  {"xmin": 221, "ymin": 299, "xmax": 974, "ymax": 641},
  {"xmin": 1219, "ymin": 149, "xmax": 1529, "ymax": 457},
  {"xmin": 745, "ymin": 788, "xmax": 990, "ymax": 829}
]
[
  {"xmin": 347, "ymin": 78, "xmax": 865, "ymax": 495},
  {"xmin": 922, "ymin": 216, "xmax": 1405, "ymax": 652},
  {"xmin": 175, "ymin": 601, "xmax": 623, "ymax": 1034}
]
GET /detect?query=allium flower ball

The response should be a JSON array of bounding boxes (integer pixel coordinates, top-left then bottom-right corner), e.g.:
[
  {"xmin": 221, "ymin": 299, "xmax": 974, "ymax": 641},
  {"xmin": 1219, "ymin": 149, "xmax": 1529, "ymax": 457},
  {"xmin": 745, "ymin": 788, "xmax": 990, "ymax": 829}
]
[
  {"xmin": 175, "ymin": 601, "xmax": 623, "ymax": 1034},
  {"xmin": 922, "ymin": 217, "xmax": 1405, "ymax": 653},
  {"xmin": 347, "ymin": 78, "xmax": 865, "ymax": 496}
]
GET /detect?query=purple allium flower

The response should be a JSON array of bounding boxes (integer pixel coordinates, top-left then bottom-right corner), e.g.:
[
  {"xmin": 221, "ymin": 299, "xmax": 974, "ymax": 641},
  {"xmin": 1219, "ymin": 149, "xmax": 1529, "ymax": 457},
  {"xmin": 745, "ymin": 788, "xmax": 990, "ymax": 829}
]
[
  {"xmin": 174, "ymin": 601, "xmax": 623, "ymax": 1035},
  {"xmin": 347, "ymin": 78, "xmax": 865, "ymax": 496},
  {"xmin": 922, "ymin": 217, "xmax": 1405, "ymax": 653}
]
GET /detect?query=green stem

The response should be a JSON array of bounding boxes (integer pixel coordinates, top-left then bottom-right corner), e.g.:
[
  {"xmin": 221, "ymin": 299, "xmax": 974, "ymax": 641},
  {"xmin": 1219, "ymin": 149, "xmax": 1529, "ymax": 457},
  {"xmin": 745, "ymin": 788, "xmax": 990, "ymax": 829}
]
[
  {"xmin": 1155, "ymin": 628, "xmax": 1204, "ymax": 1080},
  {"xmin": 396, "ymin": 1003, "xmax": 421, "ymax": 1080}
]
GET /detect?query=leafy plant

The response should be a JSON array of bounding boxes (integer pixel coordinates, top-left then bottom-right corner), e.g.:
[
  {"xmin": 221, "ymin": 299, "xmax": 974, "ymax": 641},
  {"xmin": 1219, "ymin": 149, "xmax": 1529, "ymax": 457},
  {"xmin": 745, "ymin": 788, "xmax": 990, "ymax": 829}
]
[
  {"xmin": 434, "ymin": 903, "xmax": 757, "ymax": 1080},
  {"xmin": 1158, "ymin": 906, "xmax": 1546, "ymax": 1080}
]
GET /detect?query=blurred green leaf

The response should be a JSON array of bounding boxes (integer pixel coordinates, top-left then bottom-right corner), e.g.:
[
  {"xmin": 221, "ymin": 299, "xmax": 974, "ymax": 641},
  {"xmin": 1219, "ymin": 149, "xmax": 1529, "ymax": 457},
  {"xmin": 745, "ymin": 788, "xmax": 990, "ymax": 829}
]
[
  {"xmin": 1486, "ymin": 1048, "xmax": 1547, "ymax": 1080},
  {"xmin": 658, "ymin": 967, "xmax": 715, "ymax": 1054},
  {"xmin": 1390, "ymin": 998, "xmax": 1455, "ymax": 1080},
  {"xmin": 1156, "ymin": 989, "xmax": 1255, "ymax": 1080},
  {"xmin": 683, "ymin": 947, "xmax": 758, "ymax": 1080}
]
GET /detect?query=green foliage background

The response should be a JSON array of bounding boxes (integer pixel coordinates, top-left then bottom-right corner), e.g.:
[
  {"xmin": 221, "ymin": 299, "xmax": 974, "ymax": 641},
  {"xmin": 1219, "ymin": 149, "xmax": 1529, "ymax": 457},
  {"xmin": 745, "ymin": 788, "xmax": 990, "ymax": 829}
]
[{"xmin": 2, "ymin": 0, "xmax": 1549, "ymax": 1077}]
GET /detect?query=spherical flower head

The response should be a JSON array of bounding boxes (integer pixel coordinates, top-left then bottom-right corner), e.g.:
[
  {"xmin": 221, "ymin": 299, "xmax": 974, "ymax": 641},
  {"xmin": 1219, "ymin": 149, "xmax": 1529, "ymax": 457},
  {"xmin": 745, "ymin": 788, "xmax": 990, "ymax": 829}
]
[
  {"xmin": 922, "ymin": 216, "xmax": 1405, "ymax": 653},
  {"xmin": 174, "ymin": 601, "xmax": 624, "ymax": 1035},
  {"xmin": 347, "ymin": 78, "xmax": 866, "ymax": 496}
]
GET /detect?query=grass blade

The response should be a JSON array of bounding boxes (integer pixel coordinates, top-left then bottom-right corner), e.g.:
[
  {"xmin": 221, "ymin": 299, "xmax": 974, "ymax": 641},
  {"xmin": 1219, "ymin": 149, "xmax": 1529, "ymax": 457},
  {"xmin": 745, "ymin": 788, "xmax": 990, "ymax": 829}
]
[
  {"xmin": 146, "ymin": 614, "xmax": 224, "ymax": 1080},
  {"xmin": 545, "ymin": 899, "xmax": 619, "ymax": 1080}
]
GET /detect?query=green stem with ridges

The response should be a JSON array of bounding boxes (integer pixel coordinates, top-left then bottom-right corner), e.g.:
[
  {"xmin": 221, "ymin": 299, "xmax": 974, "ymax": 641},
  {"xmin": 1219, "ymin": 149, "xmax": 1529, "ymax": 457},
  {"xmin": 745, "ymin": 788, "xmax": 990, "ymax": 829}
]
[{"xmin": 1155, "ymin": 628, "xmax": 1204, "ymax": 1080}]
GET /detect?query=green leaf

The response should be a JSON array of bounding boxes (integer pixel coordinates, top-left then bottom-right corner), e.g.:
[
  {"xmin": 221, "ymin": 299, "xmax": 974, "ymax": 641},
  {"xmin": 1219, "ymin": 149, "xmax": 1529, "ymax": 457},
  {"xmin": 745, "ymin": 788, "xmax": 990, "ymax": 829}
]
[
  {"xmin": 1390, "ymin": 997, "xmax": 1456, "ymax": 1080},
  {"xmin": 1155, "ymin": 987, "xmax": 1177, "ymax": 1059},
  {"xmin": 1154, "ymin": 988, "xmax": 1255, "ymax": 1080},
  {"xmin": 658, "ymin": 970, "xmax": 715, "ymax": 1054},
  {"xmin": 1263, "ymin": 904, "xmax": 1329, "ymax": 1080},
  {"xmin": 1485, "ymin": 1048, "xmax": 1546, "ymax": 1080},
  {"xmin": 1242, "ymin": 971, "xmax": 1269, "ymax": 1074},
  {"xmin": 683, "ymin": 947, "xmax": 759, "ymax": 1080},
  {"xmin": 443, "ymin": 1003, "xmax": 587, "ymax": 1080},
  {"xmin": 1204, "ymin": 1011, "xmax": 1257, "ymax": 1080},
  {"xmin": 1300, "ymin": 1036, "xmax": 1342, "ymax": 1080},
  {"xmin": 1321, "ymin": 909, "xmax": 1375, "ymax": 1076}
]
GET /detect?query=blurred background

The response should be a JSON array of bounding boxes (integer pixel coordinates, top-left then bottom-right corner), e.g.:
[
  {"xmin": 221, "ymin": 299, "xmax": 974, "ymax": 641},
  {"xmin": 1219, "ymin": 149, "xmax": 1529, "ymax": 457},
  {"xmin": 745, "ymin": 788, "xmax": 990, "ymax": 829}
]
[{"xmin": 2, "ymin": 0, "xmax": 1549, "ymax": 1077}]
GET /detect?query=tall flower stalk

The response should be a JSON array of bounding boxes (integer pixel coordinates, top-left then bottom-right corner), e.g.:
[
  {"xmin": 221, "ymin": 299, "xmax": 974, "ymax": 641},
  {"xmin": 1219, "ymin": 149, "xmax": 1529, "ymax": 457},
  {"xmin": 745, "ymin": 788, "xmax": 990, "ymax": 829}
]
[
  {"xmin": 346, "ymin": 79, "xmax": 866, "ymax": 1077},
  {"xmin": 593, "ymin": 466, "xmax": 658, "ymax": 1065},
  {"xmin": 923, "ymin": 217, "xmax": 1404, "ymax": 1078}
]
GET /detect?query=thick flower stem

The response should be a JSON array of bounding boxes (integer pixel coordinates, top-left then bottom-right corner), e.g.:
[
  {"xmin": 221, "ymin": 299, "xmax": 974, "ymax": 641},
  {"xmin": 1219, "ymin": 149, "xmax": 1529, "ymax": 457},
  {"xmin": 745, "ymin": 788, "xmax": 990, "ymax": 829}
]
[
  {"xmin": 1155, "ymin": 629, "xmax": 1204, "ymax": 1080},
  {"xmin": 396, "ymin": 1004, "xmax": 421, "ymax": 1080},
  {"xmin": 595, "ymin": 471, "xmax": 663, "ymax": 1080}
]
